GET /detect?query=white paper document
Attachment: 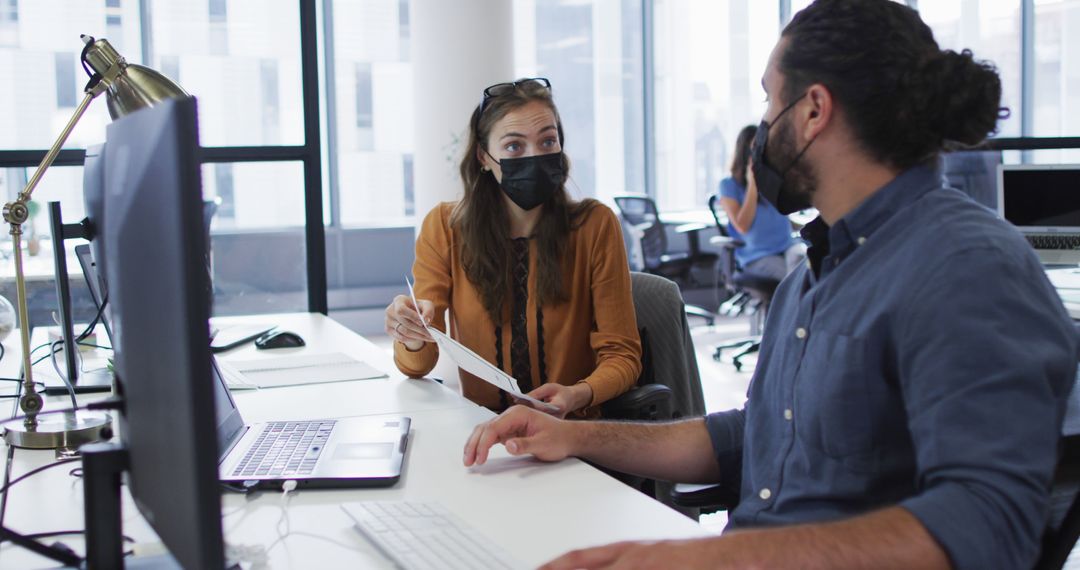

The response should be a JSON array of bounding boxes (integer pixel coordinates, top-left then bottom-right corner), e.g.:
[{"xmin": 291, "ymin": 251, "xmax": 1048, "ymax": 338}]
[
  {"xmin": 216, "ymin": 352, "xmax": 387, "ymax": 390},
  {"xmin": 406, "ymin": 278, "xmax": 559, "ymax": 413}
]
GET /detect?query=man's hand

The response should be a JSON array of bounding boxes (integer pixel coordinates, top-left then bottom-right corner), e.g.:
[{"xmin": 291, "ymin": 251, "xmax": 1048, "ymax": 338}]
[
  {"xmin": 523, "ymin": 382, "xmax": 593, "ymax": 418},
  {"xmin": 463, "ymin": 405, "xmax": 578, "ymax": 466},
  {"xmin": 540, "ymin": 538, "xmax": 724, "ymax": 570}
]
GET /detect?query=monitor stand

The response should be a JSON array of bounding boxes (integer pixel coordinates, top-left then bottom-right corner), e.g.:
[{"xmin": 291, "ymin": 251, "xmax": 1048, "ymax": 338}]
[{"xmin": 47, "ymin": 201, "xmax": 113, "ymax": 395}]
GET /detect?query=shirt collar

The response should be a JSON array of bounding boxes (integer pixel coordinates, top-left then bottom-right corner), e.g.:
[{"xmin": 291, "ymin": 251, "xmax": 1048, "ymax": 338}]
[
  {"xmin": 799, "ymin": 158, "xmax": 944, "ymax": 277},
  {"xmin": 830, "ymin": 158, "xmax": 944, "ymax": 248}
]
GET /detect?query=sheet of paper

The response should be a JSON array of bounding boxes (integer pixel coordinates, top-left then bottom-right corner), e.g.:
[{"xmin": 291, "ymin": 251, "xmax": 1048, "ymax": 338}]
[
  {"xmin": 406, "ymin": 277, "xmax": 559, "ymax": 413},
  {"xmin": 218, "ymin": 352, "xmax": 387, "ymax": 390}
]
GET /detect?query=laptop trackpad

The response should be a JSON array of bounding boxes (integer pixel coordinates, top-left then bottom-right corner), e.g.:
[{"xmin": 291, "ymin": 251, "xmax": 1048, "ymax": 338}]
[{"xmin": 333, "ymin": 443, "xmax": 395, "ymax": 460}]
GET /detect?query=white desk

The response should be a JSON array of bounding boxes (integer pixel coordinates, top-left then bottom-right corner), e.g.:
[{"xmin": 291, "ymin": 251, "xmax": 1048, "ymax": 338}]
[{"xmin": 0, "ymin": 313, "xmax": 710, "ymax": 568}]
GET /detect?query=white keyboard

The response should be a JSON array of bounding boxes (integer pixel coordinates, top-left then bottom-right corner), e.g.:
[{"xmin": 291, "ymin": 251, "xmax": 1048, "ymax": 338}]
[{"xmin": 341, "ymin": 501, "xmax": 523, "ymax": 570}]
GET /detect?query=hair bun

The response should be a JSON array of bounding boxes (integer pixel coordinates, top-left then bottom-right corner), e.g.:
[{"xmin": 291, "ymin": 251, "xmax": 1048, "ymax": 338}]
[{"xmin": 914, "ymin": 49, "xmax": 1007, "ymax": 146}]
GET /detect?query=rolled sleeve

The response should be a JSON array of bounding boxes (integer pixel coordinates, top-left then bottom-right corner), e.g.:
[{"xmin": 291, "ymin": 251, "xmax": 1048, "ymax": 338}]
[
  {"xmin": 705, "ymin": 409, "xmax": 745, "ymax": 493},
  {"xmin": 897, "ymin": 247, "xmax": 1076, "ymax": 569}
]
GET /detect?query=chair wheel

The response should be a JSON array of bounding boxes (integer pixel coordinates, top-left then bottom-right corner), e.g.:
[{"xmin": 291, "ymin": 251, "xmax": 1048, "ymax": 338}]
[
  {"xmin": 713, "ymin": 348, "xmax": 723, "ymax": 361},
  {"xmin": 733, "ymin": 360, "xmax": 742, "ymax": 371}
]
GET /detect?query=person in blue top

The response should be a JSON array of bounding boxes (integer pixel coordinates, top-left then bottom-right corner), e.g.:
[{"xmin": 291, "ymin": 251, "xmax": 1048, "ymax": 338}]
[{"xmin": 718, "ymin": 124, "xmax": 803, "ymax": 281}]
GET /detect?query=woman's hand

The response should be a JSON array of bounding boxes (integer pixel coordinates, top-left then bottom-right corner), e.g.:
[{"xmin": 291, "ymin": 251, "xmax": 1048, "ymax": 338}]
[
  {"xmin": 522, "ymin": 382, "xmax": 594, "ymax": 418},
  {"xmin": 746, "ymin": 158, "xmax": 758, "ymax": 194},
  {"xmin": 385, "ymin": 295, "xmax": 435, "ymax": 351}
]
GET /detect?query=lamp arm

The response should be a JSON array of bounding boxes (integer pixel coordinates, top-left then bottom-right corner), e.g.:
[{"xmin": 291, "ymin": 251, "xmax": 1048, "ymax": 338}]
[{"xmin": 2, "ymin": 86, "xmax": 105, "ymax": 427}]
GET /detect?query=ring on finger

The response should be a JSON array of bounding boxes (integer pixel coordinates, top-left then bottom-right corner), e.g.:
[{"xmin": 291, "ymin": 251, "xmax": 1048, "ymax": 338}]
[{"xmin": 395, "ymin": 322, "xmax": 403, "ymax": 334}]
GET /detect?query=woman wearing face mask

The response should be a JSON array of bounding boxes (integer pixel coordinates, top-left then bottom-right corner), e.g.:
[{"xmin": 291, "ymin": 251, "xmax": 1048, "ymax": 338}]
[
  {"xmin": 384, "ymin": 78, "xmax": 641, "ymax": 418},
  {"xmin": 717, "ymin": 124, "xmax": 805, "ymax": 281}
]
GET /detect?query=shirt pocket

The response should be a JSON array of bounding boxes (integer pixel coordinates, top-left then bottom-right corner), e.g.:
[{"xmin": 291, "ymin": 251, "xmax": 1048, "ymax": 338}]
[{"xmin": 793, "ymin": 329, "xmax": 878, "ymax": 469}]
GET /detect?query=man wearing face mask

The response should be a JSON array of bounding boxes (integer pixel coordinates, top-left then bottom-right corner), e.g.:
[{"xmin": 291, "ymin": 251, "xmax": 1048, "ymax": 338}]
[
  {"xmin": 463, "ymin": 2, "xmax": 1077, "ymax": 568},
  {"xmin": 385, "ymin": 78, "xmax": 642, "ymax": 419}
]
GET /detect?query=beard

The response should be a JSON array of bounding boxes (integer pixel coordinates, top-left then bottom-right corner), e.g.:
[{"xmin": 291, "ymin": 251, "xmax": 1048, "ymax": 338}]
[{"xmin": 768, "ymin": 114, "xmax": 818, "ymax": 203}]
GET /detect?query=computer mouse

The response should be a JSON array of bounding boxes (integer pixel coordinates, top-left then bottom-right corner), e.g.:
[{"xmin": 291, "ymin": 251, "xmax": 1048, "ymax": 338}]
[{"xmin": 255, "ymin": 330, "xmax": 306, "ymax": 350}]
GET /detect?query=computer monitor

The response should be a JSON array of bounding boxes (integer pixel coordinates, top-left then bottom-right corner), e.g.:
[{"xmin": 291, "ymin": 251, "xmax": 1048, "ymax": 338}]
[
  {"xmin": 80, "ymin": 143, "xmax": 113, "ymax": 341},
  {"xmin": 942, "ymin": 150, "xmax": 1001, "ymax": 210},
  {"xmin": 997, "ymin": 164, "xmax": 1080, "ymax": 228},
  {"xmin": 101, "ymin": 96, "xmax": 225, "ymax": 569},
  {"xmin": 43, "ymin": 143, "xmax": 113, "ymax": 394}
]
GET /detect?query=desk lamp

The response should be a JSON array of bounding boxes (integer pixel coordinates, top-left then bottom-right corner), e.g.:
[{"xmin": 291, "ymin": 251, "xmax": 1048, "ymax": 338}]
[{"xmin": 1, "ymin": 35, "xmax": 188, "ymax": 449}]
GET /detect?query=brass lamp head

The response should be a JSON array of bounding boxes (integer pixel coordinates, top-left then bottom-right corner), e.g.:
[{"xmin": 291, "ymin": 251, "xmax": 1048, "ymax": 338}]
[{"xmin": 80, "ymin": 35, "xmax": 189, "ymax": 119}]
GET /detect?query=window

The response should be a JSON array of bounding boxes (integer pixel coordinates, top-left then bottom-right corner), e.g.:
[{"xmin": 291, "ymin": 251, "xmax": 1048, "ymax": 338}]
[
  {"xmin": 1033, "ymin": 0, "xmax": 1080, "ymax": 140},
  {"xmin": 151, "ymin": 0, "xmax": 303, "ymax": 147},
  {"xmin": 327, "ymin": 0, "xmax": 413, "ymax": 226},
  {"xmin": 54, "ymin": 52, "xmax": 77, "ymax": 108},
  {"xmin": 918, "ymin": 1, "xmax": 1022, "ymax": 137},
  {"xmin": 513, "ymin": 0, "xmax": 646, "ymax": 205},
  {"xmin": 355, "ymin": 62, "xmax": 374, "ymax": 131},
  {"xmin": 0, "ymin": 0, "xmax": 16, "ymax": 46},
  {"xmin": 652, "ymin": 0, "xmax": 779, "ymax": 211},
  {"xmin": 260, "ymin": 59, "xmax": 280, "ymax": 144}
]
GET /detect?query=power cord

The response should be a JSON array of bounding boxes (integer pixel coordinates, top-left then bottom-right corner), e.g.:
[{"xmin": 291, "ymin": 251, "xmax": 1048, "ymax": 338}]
[{"xmin": 0, "ymin": 458, "xmax": 81, "ymax": 497}]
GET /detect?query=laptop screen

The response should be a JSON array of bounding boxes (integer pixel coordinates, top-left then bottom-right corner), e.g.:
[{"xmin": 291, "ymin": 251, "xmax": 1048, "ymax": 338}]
[
  {"xmin": 211, "ymin": 358, "xmax": 246, "ymax": 461},
  {"xmin": 1000, "ymin": 166, "xmax": 1080, "ymax": 230}
]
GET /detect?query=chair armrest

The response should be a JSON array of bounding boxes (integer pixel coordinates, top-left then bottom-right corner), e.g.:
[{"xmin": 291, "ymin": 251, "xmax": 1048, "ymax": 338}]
[
  {"xmin": 670, "ymin": 483, "xmax": 740, "ymax": 510},
  {"xmin": 602, "ymin": 384, "xmax": 673, "ymax": 421},
  {"xmin": 674, "ymin": 222, "xmax": 708, "ymax": 234},
  {"xmin": 709, "ymin": 235, "xmax": 745, "ymax": 248}
]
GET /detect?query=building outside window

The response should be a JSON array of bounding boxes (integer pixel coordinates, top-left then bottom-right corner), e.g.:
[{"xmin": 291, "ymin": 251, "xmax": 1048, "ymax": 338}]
[{"xmin": 513, "ymin": 0, "xmax": 646, "ymax": 206}]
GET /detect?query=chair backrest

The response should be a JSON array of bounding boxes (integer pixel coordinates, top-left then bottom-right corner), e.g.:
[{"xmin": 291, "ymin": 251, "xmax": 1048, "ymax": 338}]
[
  {"xmin": 629, "ymin": 271, "xmax": 706, "ymax": 419},
  {"xmin": 614, "ymin": 196, "xmax": 668, "ymax": 272},
  {"xmin": 1036, "ymin": 434, "xmax": 1080, "ymax": 570},
  {"xmin": 708, "ymin": 194, "xmax": 741, "ymax": 294}
]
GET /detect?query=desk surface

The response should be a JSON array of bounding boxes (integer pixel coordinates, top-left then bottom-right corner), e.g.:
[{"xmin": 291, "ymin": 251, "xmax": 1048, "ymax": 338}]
[{"xmin": 0, "ymin": 313, "xmax": 709, "ymax": 568}]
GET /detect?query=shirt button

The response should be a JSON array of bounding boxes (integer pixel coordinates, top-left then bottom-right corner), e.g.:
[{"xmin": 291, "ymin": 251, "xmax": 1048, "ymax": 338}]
[
  {"xmin": 795, "ymin": 327, "xmax": 807, "ymax": 339},
  {"xmin": 759, "ymin": 488, "xmax": 772, "ymax": 500},
  {"xmin": 857, "ymin": 236, "xmax": 867, "ymax": 245},
  {"xmin": 784, "ymin": 409, "xmax": 793, "ymax": 420}
]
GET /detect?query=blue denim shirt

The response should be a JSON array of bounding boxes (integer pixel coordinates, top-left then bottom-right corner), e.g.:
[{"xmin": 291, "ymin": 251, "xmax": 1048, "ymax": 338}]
[{"xmin": 705, "ymin": 161, "xmax": 1078, "ymax": 569}]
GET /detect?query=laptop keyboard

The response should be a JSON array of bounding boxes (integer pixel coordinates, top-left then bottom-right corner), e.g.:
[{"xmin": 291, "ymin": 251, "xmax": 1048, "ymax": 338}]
[
  {"xmin": 343, "ymin": 501, "xmax": 522, "ymax": 570},
  {"xmin": 1028, "ymin": 234, "xmax": 1080, "ymax": 250},
  {"xmin": 231, "ymin": 420, "xmax": 336, "ymax": 478}
]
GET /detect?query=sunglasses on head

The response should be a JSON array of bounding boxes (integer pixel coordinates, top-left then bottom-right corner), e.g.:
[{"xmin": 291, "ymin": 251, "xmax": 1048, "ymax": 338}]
[{"xmin": 478, "ymin": 77, "xmax": 552, "ymax": 117}]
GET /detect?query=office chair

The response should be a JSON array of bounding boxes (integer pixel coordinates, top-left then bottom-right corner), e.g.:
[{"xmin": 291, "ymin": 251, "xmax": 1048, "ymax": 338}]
[
  {"xmin": 602, "ymin": 272, "xmax": 707, "ymax": 516},
  {"xmin": 613, "ymin": 195, "xmax": 718, "ymax": 326},
  {"xmin": 706, "ymin": 194, "xmax": 781, "ymax": 371}
]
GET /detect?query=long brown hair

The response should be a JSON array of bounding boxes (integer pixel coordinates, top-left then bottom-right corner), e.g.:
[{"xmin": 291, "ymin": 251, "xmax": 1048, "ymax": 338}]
[
  {"xmin": 731, "ymin": 124, "xmax": 757, "ymax": 187},
  {"xmin": 452, "ymin": 79, "xmax": 598, "ymax": 324}
]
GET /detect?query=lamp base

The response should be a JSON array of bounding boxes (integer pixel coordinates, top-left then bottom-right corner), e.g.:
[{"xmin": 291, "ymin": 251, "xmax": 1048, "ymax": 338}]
[{"xmin": 2, "ymin": 410, "xmax": 111, "ymax": 449}]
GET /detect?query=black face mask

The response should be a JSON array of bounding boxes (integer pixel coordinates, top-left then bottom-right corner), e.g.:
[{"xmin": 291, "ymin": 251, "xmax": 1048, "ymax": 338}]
[
  {"xmin": 751, "ymin": 94, "xmax": 816, "ymax": 215},
  {"xmin": 488, "ymin": 151, "xmax": 566, "ymax": 211}
]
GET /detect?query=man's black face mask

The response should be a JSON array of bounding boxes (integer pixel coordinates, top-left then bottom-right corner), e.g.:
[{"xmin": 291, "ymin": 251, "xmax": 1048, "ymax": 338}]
[{"xmin": 751, "ymin": 93, "xmax": 816, "ymax": 215}]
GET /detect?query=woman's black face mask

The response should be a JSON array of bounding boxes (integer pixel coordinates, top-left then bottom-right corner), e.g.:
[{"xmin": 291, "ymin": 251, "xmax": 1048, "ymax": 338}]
[{"xmin": 486, "ymin": 151, "xmax": 567, "ymax": 211}]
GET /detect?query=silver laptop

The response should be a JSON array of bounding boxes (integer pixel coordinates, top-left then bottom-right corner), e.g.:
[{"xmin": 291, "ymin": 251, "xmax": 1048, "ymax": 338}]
[
  {"xmin": 998, "ymin": 164, "xmax": 1080, "ymax": 265},
  {"xmin": 212, "ymin": 357, "xmax": 410, "ymax": 490}
]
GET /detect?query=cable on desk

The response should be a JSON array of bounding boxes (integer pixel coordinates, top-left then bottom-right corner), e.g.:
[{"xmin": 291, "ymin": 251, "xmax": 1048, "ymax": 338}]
[
  {"xmin": 0, "ymin": 457, "xmax": 80, "ymax": 497},
  {"xmin": 21, "ymin": 530, "xmax": 134, "ymax": 544},
  {"xmin": 48, "ymin": 341, "xmax": 79, "ymax": 411},
  {"xmin": 0, "ymin": 446, "xmax": 13, "ymax": 527}
]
